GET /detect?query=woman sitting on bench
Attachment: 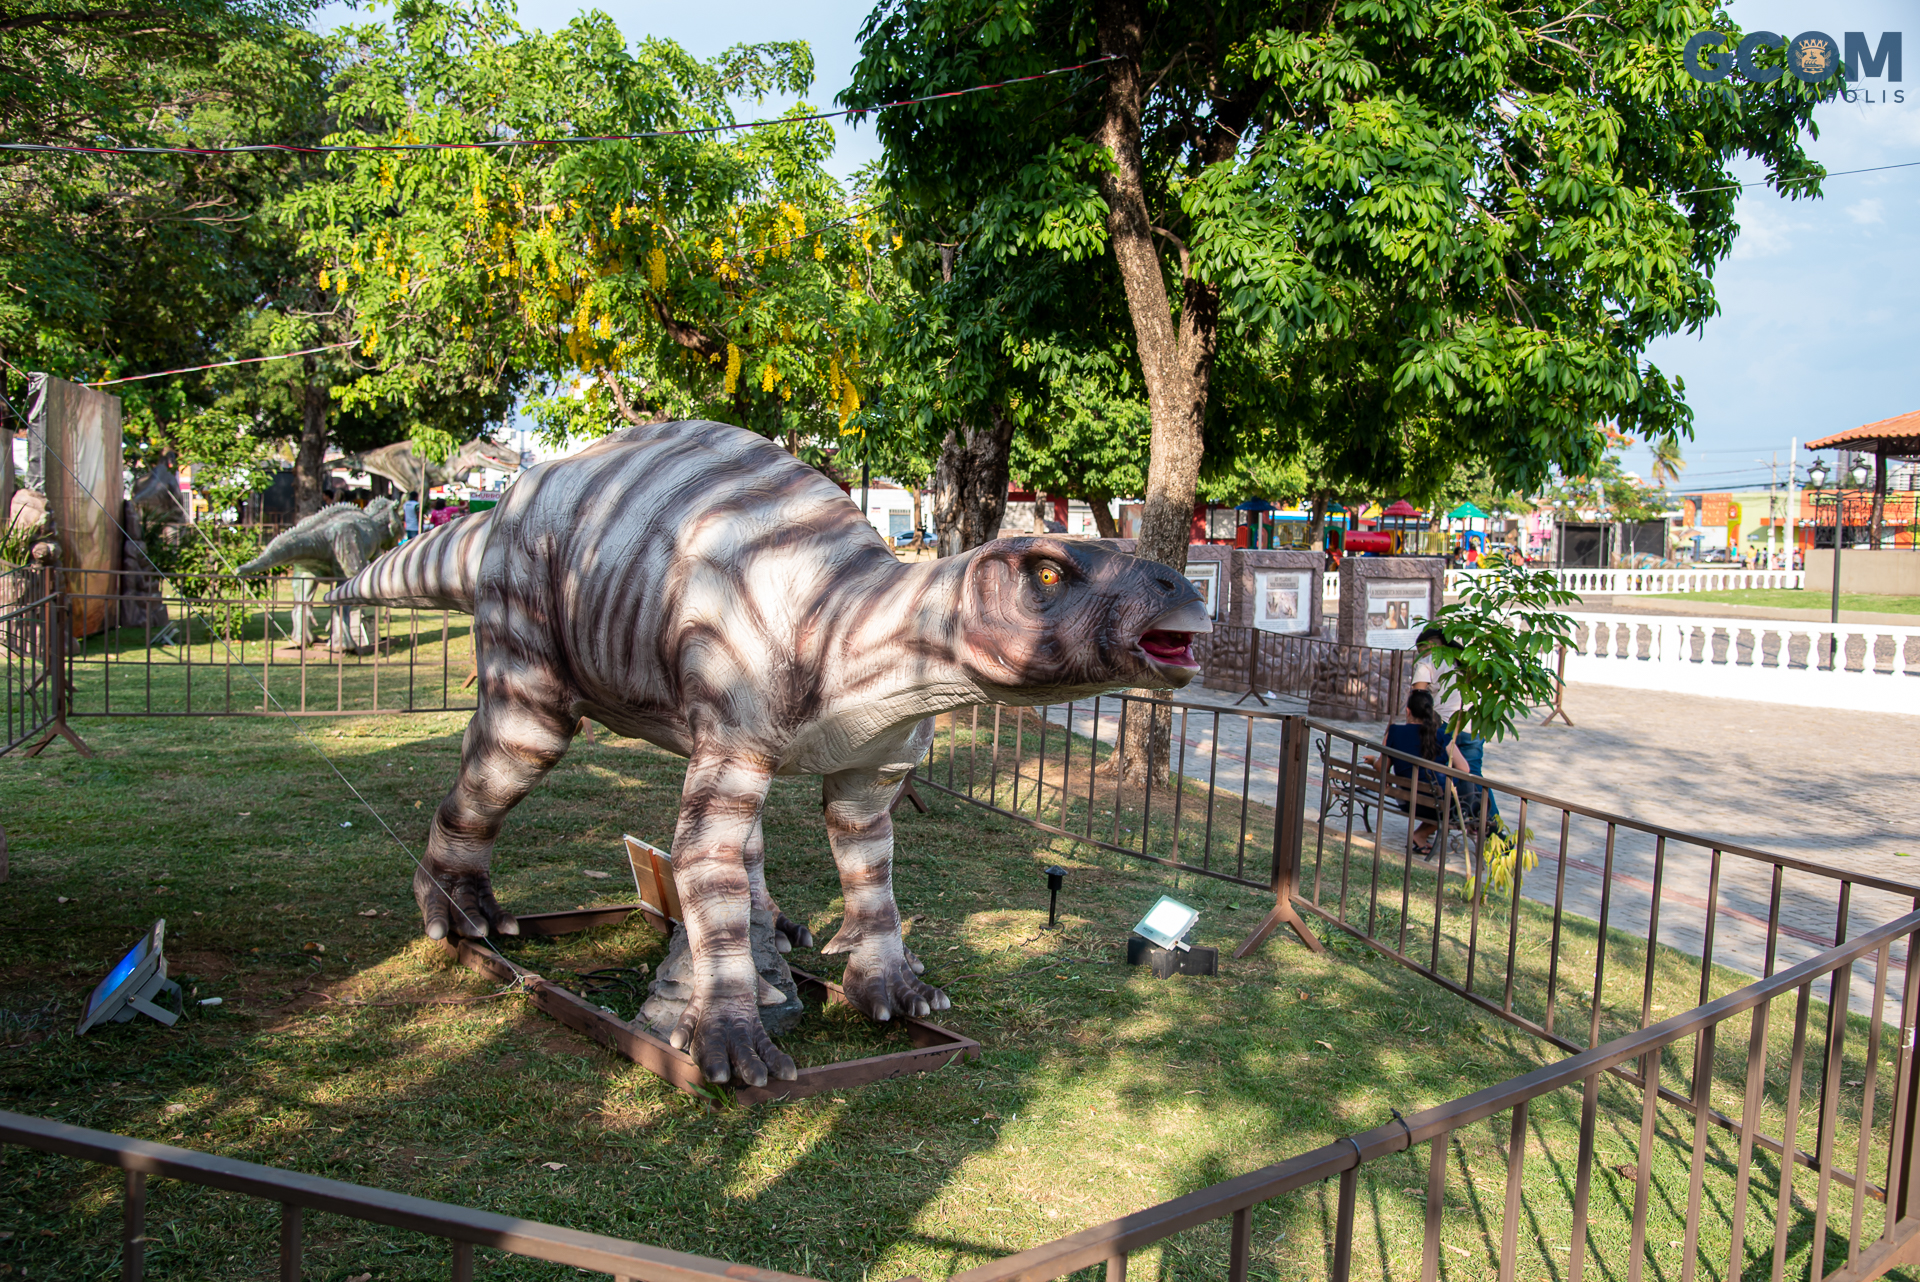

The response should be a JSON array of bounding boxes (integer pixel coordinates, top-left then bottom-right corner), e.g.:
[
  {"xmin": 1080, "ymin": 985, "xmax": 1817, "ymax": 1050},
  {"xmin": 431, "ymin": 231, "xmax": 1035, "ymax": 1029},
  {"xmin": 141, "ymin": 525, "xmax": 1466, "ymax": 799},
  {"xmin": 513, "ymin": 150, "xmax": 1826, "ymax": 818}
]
[{"xmin": 1380, "ymin": 689, "xmax": 1474, "ymax": 858}]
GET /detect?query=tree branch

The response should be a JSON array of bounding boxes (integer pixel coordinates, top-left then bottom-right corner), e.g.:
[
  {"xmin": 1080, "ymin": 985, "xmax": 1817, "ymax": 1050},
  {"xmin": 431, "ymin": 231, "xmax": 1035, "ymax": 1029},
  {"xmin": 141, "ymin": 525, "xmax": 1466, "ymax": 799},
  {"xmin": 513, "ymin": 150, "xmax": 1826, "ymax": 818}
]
[{"xmin": 597, "ymin": 369, "xmax": 652, "ymax": 426}]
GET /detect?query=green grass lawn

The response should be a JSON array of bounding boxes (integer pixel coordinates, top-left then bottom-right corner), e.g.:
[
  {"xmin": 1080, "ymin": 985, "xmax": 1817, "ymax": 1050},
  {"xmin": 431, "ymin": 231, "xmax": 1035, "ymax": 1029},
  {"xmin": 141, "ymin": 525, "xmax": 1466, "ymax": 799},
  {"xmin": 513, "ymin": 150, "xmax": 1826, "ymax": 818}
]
[
  {"xmin": 0, "ymin": 711, "xmax": 1907, "ymax": 1282},
  {"xmin": 1642, "ymin": 588, "xmax": 1920, "ymax": 615}
]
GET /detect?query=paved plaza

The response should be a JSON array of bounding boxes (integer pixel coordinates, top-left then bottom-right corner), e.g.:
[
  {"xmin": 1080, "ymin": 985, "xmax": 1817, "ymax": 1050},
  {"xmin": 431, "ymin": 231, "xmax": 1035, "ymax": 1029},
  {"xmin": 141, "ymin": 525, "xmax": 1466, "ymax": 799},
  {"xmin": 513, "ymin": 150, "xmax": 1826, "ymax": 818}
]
[{"xmin": 1041, "ymin": 680, "xmax": 1919, "ymax": 1011}]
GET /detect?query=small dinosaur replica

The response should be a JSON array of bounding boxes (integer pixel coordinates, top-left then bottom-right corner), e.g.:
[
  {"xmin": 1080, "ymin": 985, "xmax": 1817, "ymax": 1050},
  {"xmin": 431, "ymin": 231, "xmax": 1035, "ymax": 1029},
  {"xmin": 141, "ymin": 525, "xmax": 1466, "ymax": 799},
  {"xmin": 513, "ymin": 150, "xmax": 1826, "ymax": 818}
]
[
  {"xmin": 328, "ymin": 420, "xmax": 1209, "ymax": 1086},
  {"xmin": 238, "ymin": 498, "xmax": 403, "ymax": 651},
  {"xmin": 340, "ymin": 436, "xmax": 522, "ymax": 494}
]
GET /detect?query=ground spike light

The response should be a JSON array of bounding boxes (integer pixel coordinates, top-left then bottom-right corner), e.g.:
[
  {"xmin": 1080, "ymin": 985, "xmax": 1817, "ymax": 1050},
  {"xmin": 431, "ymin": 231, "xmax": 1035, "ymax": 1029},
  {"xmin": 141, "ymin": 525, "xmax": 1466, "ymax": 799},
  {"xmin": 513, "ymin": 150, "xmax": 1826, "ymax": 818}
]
[
  {"xmin": 1044, "ymin": 865, "xmax": 1069, "ymax": 930},
  {"xmin": 76, "ymin": 919, "xmax": 182, "ymax": 1034}
]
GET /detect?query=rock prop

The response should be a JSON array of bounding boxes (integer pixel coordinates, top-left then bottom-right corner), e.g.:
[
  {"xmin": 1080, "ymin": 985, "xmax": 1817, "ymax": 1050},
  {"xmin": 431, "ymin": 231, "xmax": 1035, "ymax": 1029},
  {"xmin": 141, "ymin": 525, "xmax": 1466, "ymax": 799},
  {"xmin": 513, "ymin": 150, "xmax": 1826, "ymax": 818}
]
[
  {"xmin": 329, "ymin": 419, "xmax": 1211, "ymax": 1087},
  {"xmin": 639, "ymin": 907, "xmax": 806, "ymax": 1040}
]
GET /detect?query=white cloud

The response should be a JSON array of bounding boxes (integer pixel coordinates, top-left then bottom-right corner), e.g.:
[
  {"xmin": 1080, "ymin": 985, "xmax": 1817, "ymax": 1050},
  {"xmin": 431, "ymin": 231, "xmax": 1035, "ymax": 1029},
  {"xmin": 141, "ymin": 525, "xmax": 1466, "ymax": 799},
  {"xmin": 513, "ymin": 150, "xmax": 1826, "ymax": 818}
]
[
  {"xmin": 1729, "ymin": 203, "xmax": 1811, "ymax": 260},
  {"xmin": 1847, "ymin": 198, "xmax": 1886, "ymax": 225}
]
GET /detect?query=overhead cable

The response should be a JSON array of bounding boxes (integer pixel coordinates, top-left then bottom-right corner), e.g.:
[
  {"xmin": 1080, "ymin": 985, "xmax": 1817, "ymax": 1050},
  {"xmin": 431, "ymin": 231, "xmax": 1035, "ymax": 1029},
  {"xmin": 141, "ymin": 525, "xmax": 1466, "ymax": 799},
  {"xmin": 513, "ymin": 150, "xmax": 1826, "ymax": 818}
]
[{"xmin": 0, "ymin": 56, "xmax": 1119, "ymax": 158}]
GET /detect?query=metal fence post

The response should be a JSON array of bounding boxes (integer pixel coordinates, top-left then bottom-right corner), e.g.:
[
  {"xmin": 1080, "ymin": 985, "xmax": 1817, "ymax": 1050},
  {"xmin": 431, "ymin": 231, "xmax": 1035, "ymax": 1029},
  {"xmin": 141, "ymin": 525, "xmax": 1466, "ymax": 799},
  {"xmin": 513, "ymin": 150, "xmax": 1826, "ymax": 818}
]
[
  {"xmin": 21, "ymin": 574, "xmax": 91, "ymax": 758},
  {"xmin": 122, "ymin": 1169, "xmax": 145, "ymax": 1282},
  {"xmin": 1895, "ymin": 927, "xmax": 1920, "ymax": 1223},
  {"xmin": 1234, "ymin": 715, "xmax": 1324, "ymax": 957},
  {"xmin": 280, "ymin": 1202, "xmax": 302, "ymax": 1281}
]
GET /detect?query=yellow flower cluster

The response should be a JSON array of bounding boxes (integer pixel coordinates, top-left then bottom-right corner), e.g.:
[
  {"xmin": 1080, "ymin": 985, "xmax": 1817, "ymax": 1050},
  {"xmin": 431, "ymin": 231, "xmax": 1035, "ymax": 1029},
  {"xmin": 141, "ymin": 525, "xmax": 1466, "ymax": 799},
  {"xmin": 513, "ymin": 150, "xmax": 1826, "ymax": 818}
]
[
  {"xmin": 648, "ymin": 246, "xmax": 667, "ymax": 292},
  {"xmin": 723, "ymin": 342, "xmax": 741, "ymax": 395},
  {"xmin": 827, "ymin": 354, "xmax": 862, "ymax": 430},
  {"xmin": 1484, "ymin": 827, "xmax": 1539, "ymax": 895},
  {"xmin": 760, "ymin": 361, "xmax": 778, "ymax": 393}
]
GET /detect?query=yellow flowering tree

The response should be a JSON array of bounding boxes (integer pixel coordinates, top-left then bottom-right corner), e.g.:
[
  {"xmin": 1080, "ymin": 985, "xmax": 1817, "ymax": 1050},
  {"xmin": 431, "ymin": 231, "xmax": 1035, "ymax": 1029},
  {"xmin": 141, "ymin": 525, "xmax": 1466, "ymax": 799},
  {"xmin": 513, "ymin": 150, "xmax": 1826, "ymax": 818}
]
[{"xmin": 291, "ymin": 0, "xmax": 894, "ymax": 462}]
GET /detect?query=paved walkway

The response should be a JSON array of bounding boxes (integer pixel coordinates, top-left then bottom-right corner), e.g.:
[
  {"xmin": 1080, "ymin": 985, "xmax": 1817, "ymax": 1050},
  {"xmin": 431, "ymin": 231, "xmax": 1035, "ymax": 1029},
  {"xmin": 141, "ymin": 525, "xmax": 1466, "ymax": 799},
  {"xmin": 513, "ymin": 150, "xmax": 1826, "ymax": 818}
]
[{"xmin": 1036, "ymin": 682, "xmax": 1920, "ymax": 1013}]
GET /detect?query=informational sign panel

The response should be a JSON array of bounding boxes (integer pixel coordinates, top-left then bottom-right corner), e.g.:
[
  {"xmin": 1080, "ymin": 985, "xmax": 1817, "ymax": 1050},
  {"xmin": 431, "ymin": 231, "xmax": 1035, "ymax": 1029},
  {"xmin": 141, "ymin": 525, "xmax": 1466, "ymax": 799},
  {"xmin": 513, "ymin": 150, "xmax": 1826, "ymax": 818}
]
[
  {"xmin": 1184, "ymin": 561, "xmax": 1220, "ymax": 618},
  {"xmin": 1364, "ymin": 579, "xmax": 1430, "ymax": 649},
  {"xmin": 26, "ymin": 373, "xmax": 123, "ymax": 636},
  {"xmin": 1253, "ymin": 569, "xmax": 1314, "ymax": 634}
]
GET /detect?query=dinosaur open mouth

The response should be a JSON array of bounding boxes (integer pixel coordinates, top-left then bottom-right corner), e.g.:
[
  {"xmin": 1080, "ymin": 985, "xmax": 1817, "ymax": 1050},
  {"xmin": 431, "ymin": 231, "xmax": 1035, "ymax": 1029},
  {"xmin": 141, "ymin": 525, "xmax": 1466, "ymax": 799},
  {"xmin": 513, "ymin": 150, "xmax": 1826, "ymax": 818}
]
[{"xmin": 1139, "ymin": 629, "xmax": 1198, "ymax": 669}]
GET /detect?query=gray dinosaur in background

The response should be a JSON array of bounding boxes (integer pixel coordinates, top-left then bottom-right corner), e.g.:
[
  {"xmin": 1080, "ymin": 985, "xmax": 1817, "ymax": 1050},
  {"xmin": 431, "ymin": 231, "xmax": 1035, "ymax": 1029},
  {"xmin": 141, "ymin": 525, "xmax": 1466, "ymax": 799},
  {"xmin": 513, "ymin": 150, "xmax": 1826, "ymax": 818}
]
[
  {"xmin": 237, "ymin": 498, "xmax": 403, "ymax": 652},
  {"xmin": 338, "ymin": 436, "xmax": 522, "ymax": 495}
]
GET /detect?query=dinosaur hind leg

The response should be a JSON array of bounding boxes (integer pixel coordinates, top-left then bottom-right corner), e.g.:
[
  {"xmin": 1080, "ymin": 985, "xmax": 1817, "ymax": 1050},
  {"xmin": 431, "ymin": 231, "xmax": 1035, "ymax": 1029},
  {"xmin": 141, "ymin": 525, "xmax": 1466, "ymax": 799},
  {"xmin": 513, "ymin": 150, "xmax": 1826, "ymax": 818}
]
[
  {"xmin": 667, "ymin": 748, "xmax": 797, "ymax": 1087},
  {"xmin": 418, "ymin": 695, "xmax": 575, "ymax": 939},
  {"xmin": 820, "ymin": 768, "xmax": 947, "ymax": 1021},
  {"xmin": 743, "ymin": 815, "xmax": 813, "ymax": 953}
]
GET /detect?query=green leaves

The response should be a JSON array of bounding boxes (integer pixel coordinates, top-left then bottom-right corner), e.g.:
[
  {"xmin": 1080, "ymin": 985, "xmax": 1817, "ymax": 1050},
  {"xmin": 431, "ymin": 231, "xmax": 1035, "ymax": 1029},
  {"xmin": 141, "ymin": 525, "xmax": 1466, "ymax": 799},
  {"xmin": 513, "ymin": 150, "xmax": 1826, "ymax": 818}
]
[
  {"xmin": 292, "ymin": 0, "xmax": 892, "ymax": 456},
  {"xmin": 1428, "ymin": 558, "xmax": 1580, "ymax": 744}
]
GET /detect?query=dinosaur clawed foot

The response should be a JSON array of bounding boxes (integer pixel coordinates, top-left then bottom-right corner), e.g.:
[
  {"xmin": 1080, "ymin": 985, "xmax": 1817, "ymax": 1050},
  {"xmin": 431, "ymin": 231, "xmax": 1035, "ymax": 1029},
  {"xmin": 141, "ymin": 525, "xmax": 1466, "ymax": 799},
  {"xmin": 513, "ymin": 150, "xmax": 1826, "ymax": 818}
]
[
  {"xmin": 840, "ymin": 944, "xmax": 948, "ymax": 1022},
  {"xmin": 669, "ymin": 993, "xmax": 798, "ymax": 1087},
  {"xmin": 415, "ymin": 865, "xmax": 519, "ymax": 940},
  {"xmin": 773, "ymin": 913, "xmax": 814, "ymax": 953}
]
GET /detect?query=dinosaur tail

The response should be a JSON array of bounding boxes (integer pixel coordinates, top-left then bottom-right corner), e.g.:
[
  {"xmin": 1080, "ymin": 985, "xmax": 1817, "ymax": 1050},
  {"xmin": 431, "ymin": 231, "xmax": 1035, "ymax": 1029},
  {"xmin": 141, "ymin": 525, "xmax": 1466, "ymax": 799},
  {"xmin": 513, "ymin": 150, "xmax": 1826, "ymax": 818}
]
[{"xmin": 325, "ymin": 512, "xmax": 491, "ymax": 612}]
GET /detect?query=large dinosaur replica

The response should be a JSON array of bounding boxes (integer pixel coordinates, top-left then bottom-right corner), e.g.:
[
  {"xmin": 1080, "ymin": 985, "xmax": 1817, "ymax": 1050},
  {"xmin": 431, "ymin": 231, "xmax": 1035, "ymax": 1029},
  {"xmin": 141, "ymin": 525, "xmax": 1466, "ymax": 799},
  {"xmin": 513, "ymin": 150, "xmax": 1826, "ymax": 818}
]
[
  {"xmin": 338, "ymin": 436, "xmax": 522, "ymax": 494},
  {"xmin": 238, "ymin": 498, "xmax": 403, "ymax": 651},
  {"xmin": 328, "ymin": 420, "xmax": 1209, "ymax": 1086}
]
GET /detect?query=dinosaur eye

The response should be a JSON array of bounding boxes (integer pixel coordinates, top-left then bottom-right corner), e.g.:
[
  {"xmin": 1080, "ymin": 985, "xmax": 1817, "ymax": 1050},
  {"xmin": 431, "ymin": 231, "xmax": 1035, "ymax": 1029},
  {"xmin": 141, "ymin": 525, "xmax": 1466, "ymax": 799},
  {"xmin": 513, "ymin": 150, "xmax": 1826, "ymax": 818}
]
[{"xmin": 1036, "ymin": 565, "xmax": 1061, "ymax": 588}]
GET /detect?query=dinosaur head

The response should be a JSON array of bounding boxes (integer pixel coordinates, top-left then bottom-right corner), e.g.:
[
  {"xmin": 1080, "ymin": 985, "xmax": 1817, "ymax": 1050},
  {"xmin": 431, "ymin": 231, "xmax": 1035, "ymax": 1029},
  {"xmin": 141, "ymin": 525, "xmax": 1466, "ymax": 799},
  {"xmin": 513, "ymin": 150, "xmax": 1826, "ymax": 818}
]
[
  {"xmin": 462, "ymin": 435, "xmax": 522, "ymax": 473},
  {"xmin": 955, "ymin": 538, "xmax": 1211, "ymax": 703},
  {"xmin": 367, "ymin": 497, "xmax": 403, "ymax": 541}
]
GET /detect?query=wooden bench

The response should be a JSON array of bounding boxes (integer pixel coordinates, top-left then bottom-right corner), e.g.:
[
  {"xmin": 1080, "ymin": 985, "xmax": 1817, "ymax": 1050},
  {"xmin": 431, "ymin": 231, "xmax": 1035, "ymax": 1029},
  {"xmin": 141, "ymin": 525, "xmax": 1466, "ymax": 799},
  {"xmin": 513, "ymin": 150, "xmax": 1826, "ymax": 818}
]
[{"xmin": 1317, "ymin": 745, "xmax": 1483, "ymax": 862}]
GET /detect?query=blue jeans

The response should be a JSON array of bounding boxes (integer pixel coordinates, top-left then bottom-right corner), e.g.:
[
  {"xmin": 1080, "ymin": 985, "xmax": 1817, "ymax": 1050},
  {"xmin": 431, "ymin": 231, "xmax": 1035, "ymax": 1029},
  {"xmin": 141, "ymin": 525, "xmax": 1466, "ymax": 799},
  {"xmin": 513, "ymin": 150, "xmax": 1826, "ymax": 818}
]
[{"xmin": 1454, "ymin": 732, "xmax": 1500, "ymax": 820}]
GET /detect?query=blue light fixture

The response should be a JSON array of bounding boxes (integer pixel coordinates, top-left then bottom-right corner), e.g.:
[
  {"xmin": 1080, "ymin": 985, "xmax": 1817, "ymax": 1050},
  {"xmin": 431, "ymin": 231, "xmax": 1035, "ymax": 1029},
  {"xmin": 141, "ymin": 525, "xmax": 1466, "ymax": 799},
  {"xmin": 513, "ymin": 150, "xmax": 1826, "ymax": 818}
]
[{"xmin": 76, "ymin": 920, "xmax": 182, "ymax": 1034}]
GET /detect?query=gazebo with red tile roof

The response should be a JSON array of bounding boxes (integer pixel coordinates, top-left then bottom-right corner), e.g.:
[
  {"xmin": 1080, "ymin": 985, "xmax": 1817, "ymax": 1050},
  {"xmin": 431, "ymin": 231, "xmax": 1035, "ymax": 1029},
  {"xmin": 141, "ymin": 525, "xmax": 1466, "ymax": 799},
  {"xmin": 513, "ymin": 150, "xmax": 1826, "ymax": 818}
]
[{"xmin": 1806, "ymin": 411, "xmax": 1920, "ymax": 544}]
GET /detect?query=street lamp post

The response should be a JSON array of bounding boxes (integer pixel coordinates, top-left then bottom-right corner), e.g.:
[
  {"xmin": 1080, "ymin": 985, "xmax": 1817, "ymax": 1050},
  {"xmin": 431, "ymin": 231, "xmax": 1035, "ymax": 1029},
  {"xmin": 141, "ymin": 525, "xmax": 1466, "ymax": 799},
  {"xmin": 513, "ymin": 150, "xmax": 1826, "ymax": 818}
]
[{"xmin": 1807, "ymin": 457, "xmax": 1871, "ymax": 666}]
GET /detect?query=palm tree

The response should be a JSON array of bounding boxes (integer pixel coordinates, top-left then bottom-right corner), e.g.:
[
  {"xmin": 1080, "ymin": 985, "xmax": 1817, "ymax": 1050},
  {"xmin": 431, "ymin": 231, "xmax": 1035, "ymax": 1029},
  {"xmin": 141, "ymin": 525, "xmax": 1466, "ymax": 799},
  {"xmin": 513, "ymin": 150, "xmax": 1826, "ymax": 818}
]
[{"xmin": 1649, "ymin": 437, "xmax": 1686, "ymax": 487}]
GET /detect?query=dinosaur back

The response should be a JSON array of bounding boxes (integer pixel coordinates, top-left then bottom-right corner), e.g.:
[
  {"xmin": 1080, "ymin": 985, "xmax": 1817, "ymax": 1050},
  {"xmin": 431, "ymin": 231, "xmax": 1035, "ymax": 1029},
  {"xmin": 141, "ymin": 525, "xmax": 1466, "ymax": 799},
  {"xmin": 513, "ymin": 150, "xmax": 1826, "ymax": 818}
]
[{"xmin": 325, "ymin": 511, "xmax": 492, "ymax": 611}]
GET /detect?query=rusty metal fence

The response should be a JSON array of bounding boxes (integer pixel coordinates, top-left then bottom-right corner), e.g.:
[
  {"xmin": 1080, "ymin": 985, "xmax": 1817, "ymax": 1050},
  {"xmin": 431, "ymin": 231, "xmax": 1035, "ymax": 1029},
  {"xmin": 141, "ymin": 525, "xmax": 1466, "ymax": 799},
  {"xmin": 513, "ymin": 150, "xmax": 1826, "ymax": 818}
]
[
  {"xmin": 913, "ymin": 697, "xmax": 1298, "ymax": 892},
  {"xmin": 914, "ymin": 691, "xmax": 1920, "ymax": 1282},
  {"xmin": 1, "ymin": 565, "xmax": 63, "ymax": 753},
  {"xmin": 1194, "ymin": 624, "xmax": 1414, "ymax": 720},
  {"xmin": 56, "ymin": 568, "xmax": 478, "ymax": 717},
  {"xmin": 952, "ymin": 906, "xmax": 1920, "ymax": 1282},
  {"xmin": 0, "ymin": 1109, "xmax": 817, "ymax": 1282}
]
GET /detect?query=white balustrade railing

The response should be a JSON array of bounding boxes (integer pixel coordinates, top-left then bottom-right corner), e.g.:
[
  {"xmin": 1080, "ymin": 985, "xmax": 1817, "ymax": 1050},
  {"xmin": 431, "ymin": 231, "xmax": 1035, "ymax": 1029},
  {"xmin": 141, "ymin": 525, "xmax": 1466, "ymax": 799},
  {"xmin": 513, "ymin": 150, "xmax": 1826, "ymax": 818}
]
[
  {"xmin": 1558, "ymin": 612, "xmax": 1920, "ymax": 714},
  {"xmin": 1446, "ymin": 567, "xmax": 1805, "ymax": 596}
]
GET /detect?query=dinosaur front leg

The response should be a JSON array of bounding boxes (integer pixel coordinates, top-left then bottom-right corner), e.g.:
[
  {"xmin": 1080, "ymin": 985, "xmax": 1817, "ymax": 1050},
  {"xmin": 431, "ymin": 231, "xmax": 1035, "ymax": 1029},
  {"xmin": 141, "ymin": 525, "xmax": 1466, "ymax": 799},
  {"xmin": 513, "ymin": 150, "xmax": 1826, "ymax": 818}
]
[
  {"xmin": 417, "ymin": 696, "xmax": 575, "ymax": 939},
  {"xmin": 743, "ymin": 814, "xmax": 814, "ymax": 953},
  {"xmin": 291, "ymin": 571, "xmax": 318, "ymax": 645},
  {"xmin": 667, "ymin": 749, "xmax": 797, "ymax": 1086},
  {"xmin": 820, "ymin": 768, "xmax": 949, "ymax": 1021}
]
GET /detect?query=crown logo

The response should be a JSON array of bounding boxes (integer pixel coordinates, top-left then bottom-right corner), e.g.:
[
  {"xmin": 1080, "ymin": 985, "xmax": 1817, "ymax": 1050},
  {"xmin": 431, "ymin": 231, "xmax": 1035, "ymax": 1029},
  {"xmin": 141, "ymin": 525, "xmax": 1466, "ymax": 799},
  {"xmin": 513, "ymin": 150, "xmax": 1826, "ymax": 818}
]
[{"xmin": 1795, "ymin": 37, "xmax": 1832, "ymax": 75}]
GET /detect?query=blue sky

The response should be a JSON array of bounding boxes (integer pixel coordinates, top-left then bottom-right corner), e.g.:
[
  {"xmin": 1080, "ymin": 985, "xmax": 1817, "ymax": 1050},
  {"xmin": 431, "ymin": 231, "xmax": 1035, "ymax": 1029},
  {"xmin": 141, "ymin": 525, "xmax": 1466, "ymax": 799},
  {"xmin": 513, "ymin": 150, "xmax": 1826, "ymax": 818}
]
[{"xmin": 318, "ymin": 1, "xmax": 1919, "ymax": 491}]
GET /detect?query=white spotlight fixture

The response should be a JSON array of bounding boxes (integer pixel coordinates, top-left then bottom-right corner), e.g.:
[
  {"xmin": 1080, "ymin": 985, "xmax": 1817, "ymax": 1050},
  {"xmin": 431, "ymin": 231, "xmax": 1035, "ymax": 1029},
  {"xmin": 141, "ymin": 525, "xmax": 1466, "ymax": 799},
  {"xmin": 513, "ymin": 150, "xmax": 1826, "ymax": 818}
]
[{"xmin": 1132, "ymin": 896, "xmax": 1200, "ymax": 951}]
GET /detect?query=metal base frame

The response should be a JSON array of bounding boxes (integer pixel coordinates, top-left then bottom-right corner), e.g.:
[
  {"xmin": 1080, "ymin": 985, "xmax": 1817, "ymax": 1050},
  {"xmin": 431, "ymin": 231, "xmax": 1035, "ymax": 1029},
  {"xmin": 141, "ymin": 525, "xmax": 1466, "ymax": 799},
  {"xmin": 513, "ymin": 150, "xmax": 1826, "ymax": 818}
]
[{"xmin": 442, "ymin": 903, "xmax": 980, "ymax": 1106}]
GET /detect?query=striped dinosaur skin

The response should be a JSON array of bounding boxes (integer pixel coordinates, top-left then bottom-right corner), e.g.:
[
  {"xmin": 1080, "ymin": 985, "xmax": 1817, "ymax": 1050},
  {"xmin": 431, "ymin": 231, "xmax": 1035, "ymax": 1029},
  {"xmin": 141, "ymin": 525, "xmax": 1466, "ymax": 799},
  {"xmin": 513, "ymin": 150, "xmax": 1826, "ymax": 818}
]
[{"xmin": 329, "ymin": 420, "xmax": 1209, "ymax": 1086}]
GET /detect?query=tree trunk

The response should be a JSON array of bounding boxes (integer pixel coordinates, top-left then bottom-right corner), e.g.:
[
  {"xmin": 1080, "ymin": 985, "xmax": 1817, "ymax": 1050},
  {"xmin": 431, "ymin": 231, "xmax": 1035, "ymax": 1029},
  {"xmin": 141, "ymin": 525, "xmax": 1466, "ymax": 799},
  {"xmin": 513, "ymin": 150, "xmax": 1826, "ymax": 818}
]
[
  {"xmin": 932, "ymin": 406, "xmax": 1016, "ymax": 557},
  {"xmin": 293, "ymin": 355, "xmax": 330, "ymax": 518},
  {"xmin": 1305, "ymin": 486, "xmax": 1332, "ymax": 553},
  {"xmin": 1093, "ymin": 0, "xmax": 1233, "ymax": 785},
  {"xmin": 908, "ymin": 487, "xmax": 926, "ymax": 548},
  {"xmin": 1094, "ymin": 0, "xmax": 1222, "ymax": 578},
  {"xmin": 1088, "ymin": 492, "xmax": 1120, "ymax": 539}
]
